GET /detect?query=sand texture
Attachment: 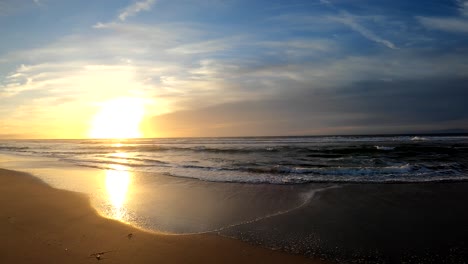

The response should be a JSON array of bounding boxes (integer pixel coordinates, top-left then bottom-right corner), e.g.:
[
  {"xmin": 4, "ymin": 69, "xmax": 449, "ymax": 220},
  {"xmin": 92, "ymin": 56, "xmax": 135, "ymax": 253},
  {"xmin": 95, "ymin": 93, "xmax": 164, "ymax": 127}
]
[{"xmin": 0, "ymin": 168, "xmax": 324, "ymax": 264}]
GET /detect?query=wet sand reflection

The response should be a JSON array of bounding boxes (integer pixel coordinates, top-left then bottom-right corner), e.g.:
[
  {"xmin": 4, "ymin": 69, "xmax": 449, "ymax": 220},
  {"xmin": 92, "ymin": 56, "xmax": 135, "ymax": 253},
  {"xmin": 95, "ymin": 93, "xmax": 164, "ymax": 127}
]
[{"xmin": 104, "ymin": 164, "xmax": 131, "ymax": 221}]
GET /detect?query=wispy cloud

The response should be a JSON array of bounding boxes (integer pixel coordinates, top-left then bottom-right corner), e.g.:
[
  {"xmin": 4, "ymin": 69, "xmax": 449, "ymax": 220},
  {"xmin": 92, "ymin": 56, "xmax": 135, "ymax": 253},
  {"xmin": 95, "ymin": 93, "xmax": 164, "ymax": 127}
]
[
  {"xmin": 417, "ymin": 1, "xmax": 468, "ymax": 34},
  {"xmin": 318, "ymin": 0, "xmax": 397, "ymax": 49},
  {"xmin": 329, "ymin": 12, "xmax": 397, "ymax": 49},
  {"xmin": 270, "ymin": 12, "xmax": 398, "ymax": 49},
  {"xmin": 0, "ymin": 0, "xmax": 38, "ymax": 16},
  {"xmin": 0, "ymin": 20, "xmax": 259, "ymax": 121},
  {"xmin": 3, "ymin": 18, "xmax": 466, "ymax": 108},
  {"xmin": 457, "ymin": 0, "xmax": 468, "ymax": 17},
  {"xmin": 417, "ymin": 16, "xmax": 468, "ymax": 33},
  {"xmin": 167, "ymin": 39, "xmax": 231, "ymax": 55},
  {"xmin": 118, "ymin": 0, "xmax": 156, "ymax": 21},
  {"xmin": 259, "ymin": 39, "xmax": 336, "ymax": 52},
  {"xmin": 93, "ymin": 0, "xmax": 157, "ymax": 29}
]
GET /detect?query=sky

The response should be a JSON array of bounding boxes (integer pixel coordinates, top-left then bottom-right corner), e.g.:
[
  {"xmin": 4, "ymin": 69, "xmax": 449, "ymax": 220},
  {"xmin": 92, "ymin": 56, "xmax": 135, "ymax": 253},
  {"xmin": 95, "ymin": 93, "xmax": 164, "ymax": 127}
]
[{"xmin": 0, "ymin": 0, "xmax": 467, "ymax": 138}]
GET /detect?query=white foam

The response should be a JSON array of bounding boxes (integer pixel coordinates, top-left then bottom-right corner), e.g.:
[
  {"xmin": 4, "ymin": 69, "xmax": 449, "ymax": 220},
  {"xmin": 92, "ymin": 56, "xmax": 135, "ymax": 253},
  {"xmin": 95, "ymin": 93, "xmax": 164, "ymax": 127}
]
[{"xmin": 375, "ymin": 145, "xmax": 395, "ymax": 150}]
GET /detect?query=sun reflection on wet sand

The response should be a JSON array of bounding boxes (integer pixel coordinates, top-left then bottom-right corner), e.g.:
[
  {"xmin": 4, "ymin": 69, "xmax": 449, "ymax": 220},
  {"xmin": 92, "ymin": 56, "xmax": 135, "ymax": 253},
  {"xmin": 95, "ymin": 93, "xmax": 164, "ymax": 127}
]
[{"xmin": 104, "ymin": 164, "xmax": 131, "ymax": 221}]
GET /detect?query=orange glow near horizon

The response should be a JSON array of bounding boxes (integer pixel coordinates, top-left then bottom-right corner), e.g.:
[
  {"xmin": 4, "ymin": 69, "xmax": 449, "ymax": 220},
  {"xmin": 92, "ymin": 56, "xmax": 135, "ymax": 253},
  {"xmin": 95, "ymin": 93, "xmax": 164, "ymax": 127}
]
[{"xmin": 89, "ymin": 97, "xmax": 145, "ymax": 139}]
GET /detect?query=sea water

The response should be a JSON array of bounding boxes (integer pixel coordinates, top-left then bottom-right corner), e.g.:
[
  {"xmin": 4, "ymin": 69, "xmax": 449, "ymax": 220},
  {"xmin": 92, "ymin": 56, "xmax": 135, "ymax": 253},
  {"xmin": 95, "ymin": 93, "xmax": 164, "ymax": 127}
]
[{"xmin": 1, "ymin": 134, "xmax": 467, "ymax": 184}]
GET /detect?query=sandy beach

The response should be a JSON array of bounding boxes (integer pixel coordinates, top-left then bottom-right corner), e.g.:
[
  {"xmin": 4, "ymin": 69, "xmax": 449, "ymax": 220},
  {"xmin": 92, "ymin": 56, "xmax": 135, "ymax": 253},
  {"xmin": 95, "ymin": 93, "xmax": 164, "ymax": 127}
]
[
  {"xmin": 0, "ymin": 168, "xmax": 324, "ymax": 264},
  {"xmin": 1, "ymin": 136, "xmax": 468, "ymax": 263}
]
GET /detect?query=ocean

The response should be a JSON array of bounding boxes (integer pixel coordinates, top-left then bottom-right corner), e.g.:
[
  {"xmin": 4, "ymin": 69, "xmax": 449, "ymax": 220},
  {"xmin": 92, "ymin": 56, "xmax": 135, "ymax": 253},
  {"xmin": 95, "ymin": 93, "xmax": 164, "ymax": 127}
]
[{"xmin": 1, "ymin": 134, "xmax": 468, "ymax": 184}]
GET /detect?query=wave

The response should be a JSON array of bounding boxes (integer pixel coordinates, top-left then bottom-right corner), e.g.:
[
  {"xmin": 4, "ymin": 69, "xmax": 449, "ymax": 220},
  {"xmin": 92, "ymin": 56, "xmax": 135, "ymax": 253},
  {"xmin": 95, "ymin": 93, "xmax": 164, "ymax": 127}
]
[
  {"xmin": 61, "ymin": 157, "xmax": 169, "ymax": 169},
  {"xmin": 375, "ymin": 146, "xmax": 395, "ymax": 150},
  {"xmin": 0, "ymin": 146, "xmax": 30, "ymax": 151},
  {"xmin": 3, "ymin": 141, "xmax": 466, "ymax": 158},
  {"xmin": 156, "ymin": 163, "xmax": 466, "ymax": 184},
  {"xmin": 2, "ymin": 135, "xmax": 467, "ymax": 185},
  {"xmin": 163, "ymin": 170, "xmax": 468, "ymax": 184}
]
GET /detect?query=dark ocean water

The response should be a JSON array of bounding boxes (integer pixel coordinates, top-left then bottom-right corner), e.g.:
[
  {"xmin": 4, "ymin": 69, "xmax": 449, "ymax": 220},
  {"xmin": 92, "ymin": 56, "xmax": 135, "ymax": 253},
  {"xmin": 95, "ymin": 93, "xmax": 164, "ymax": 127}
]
[{"xmin": 1, "ymin": 134, "xmax": 468, "ymax": 184}]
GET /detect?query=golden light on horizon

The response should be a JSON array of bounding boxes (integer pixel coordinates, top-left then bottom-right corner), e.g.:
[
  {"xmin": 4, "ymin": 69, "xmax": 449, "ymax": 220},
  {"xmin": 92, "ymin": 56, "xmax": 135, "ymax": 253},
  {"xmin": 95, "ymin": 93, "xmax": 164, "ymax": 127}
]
[
  {"xmin": 105, "ymin": 164, "xmax": 132, "ymax": 221},
  {"xmin": 89, "ymin": 97, "xmax": 145, "ymax": 139}
]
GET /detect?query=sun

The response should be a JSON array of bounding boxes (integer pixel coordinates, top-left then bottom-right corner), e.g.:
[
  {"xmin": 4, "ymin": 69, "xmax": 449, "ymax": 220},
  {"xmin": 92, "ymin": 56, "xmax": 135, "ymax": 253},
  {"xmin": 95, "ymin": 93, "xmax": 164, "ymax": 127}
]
[{"xmin": 89, "ymin": 97, "xmax": 145, "ymax": 139}]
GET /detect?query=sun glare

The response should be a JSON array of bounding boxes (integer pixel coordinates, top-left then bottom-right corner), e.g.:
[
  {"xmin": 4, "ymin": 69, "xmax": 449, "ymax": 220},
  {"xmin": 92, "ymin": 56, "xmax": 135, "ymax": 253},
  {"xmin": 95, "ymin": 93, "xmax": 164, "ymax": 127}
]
[
  {"xmin": 89, "ymin": 98, "xmax": 145, "ymax": 139},
  {"xmin": 105, "ymin": 164, "xmax": 132, "ymax": 220}
]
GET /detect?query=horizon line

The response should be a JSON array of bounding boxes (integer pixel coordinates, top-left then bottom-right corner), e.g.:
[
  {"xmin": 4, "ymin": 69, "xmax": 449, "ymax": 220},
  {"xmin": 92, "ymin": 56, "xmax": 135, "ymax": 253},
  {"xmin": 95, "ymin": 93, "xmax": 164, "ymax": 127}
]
[{"xmin": 2, "ymin": 131, "xmax": 468, "ymax": 141}]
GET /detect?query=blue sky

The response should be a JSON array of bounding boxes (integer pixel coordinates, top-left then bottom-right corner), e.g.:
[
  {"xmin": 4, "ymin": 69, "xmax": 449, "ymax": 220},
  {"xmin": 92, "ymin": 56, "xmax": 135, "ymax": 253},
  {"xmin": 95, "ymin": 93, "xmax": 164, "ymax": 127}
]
[{"xmin": 1, "ymin": 0, "xmax": 467, "ymax": 138}]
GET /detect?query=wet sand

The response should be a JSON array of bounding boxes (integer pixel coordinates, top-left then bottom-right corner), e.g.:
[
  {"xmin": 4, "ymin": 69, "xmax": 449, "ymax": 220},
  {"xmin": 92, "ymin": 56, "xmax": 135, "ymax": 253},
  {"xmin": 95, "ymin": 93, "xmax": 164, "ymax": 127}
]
[
  {"xmin": 0, "ymin": 168, "xmax": 324, "ymax": 264},
  {"xmin": 222, "ymin": 183, "xmax": 468, "ymax": 263},
  {"xmin": 2, "ymin": 162, "xmax": 468, "ymax": 263}
]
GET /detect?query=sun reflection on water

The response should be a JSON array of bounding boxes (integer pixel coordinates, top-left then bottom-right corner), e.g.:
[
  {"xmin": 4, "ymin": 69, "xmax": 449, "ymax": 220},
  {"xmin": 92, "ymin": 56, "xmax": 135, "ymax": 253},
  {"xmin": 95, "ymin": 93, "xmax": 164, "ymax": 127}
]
[{"xmin": 105, "ymin": 164, "xmax": 131, "ymax": 221}]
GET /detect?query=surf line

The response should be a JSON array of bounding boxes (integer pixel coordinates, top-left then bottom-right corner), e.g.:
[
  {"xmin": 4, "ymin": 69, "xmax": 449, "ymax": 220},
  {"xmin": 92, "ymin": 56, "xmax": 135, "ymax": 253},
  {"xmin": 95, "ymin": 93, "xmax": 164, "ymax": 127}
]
[{"xmin": 205, "ymin": 185, "xmax": 341, "ymax": 234}]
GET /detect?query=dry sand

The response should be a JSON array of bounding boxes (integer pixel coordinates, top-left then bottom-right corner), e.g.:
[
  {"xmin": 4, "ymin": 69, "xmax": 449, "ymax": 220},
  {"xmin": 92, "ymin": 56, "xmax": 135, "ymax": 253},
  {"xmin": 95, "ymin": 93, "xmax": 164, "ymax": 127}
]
[{"xmin": 0, "ymin": 168, "xmax": 325, "ymax": 264}]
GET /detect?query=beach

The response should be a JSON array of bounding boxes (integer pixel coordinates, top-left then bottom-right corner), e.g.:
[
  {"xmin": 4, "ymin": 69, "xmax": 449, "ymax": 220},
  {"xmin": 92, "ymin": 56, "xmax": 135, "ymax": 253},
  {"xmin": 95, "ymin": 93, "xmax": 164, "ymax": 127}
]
[
  {"xmin": 1, "ymin": 135, "xmax": 468, "ymax": 263},
  {"xmin": 2, "ymin": 168, "xmax": 468, "ymax": 264},
  {"xmin": 0, "ymin": 168, "xmax": 323, "ymax": 264}
]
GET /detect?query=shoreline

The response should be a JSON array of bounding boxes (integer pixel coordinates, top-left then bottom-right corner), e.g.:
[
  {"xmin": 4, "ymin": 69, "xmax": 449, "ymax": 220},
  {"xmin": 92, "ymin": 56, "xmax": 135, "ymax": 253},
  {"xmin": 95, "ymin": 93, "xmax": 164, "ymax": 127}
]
[
  {"xmin": 0, "ymin": 168, "xmax": 325, "ymax": 264},
  {"xmin": 2, "ymin": 151, "xmax": 468, "ymax": 263}
]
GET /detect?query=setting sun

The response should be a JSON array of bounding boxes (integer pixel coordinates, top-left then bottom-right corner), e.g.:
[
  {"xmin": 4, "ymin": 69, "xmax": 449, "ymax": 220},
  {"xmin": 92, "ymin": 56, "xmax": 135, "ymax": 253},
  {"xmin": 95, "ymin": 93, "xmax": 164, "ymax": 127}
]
[{"xmin": 89, "ymin": 98, "xmax": 145, "ymax": 139}]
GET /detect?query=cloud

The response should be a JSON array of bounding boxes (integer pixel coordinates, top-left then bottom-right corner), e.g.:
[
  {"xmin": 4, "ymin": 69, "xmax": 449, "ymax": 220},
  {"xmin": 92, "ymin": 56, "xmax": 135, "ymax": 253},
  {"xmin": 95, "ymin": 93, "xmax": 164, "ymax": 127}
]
[
  {"xmin": 118, "ymin": 0, "xmax": 156, "ymax": 21},
  {"xmin": 0, "ymin": 21, "xmax": 261, "ymax": 122},
  {"xmin": 416, "ymin": 1, "xmax": 468, "ymax": 34},
  {"xmin": 4, "ymin": 19, "xmax": 465, "ymax": 106},
  {"xmin": 167, "ymin": 39, "xmax": 231, "ymax": 55},
  {"xmin": 148, "ymin": 77, "xmax": 468, "ymax": 137},
  {"xmin": 1, "ymin": 0, "xmax": 468, "ymax": 137},
  {"xmin": 457, "ymin": 0, "xmax": 468, "ymax": 16},
  {"xmin": 258, "ymin": 39, "xmax": 337, "ymax": 58},
  {"xmin": 316, "ymin": 0, "xmax": 397, "ymax": 49},
  {"xmin": 417, "ymin": 16, "xmax": 468, "ymax": 33},
  {"xmin": 92, "ymin": 22, "xmax": 108, "ymax": 29},
  {"xmin": 329, "ymin": 12, "xmax": 397, "ymax": 49},
  {"xmin": 0, "ymin": 0, "xmax": 37, "ymax": 16}
]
